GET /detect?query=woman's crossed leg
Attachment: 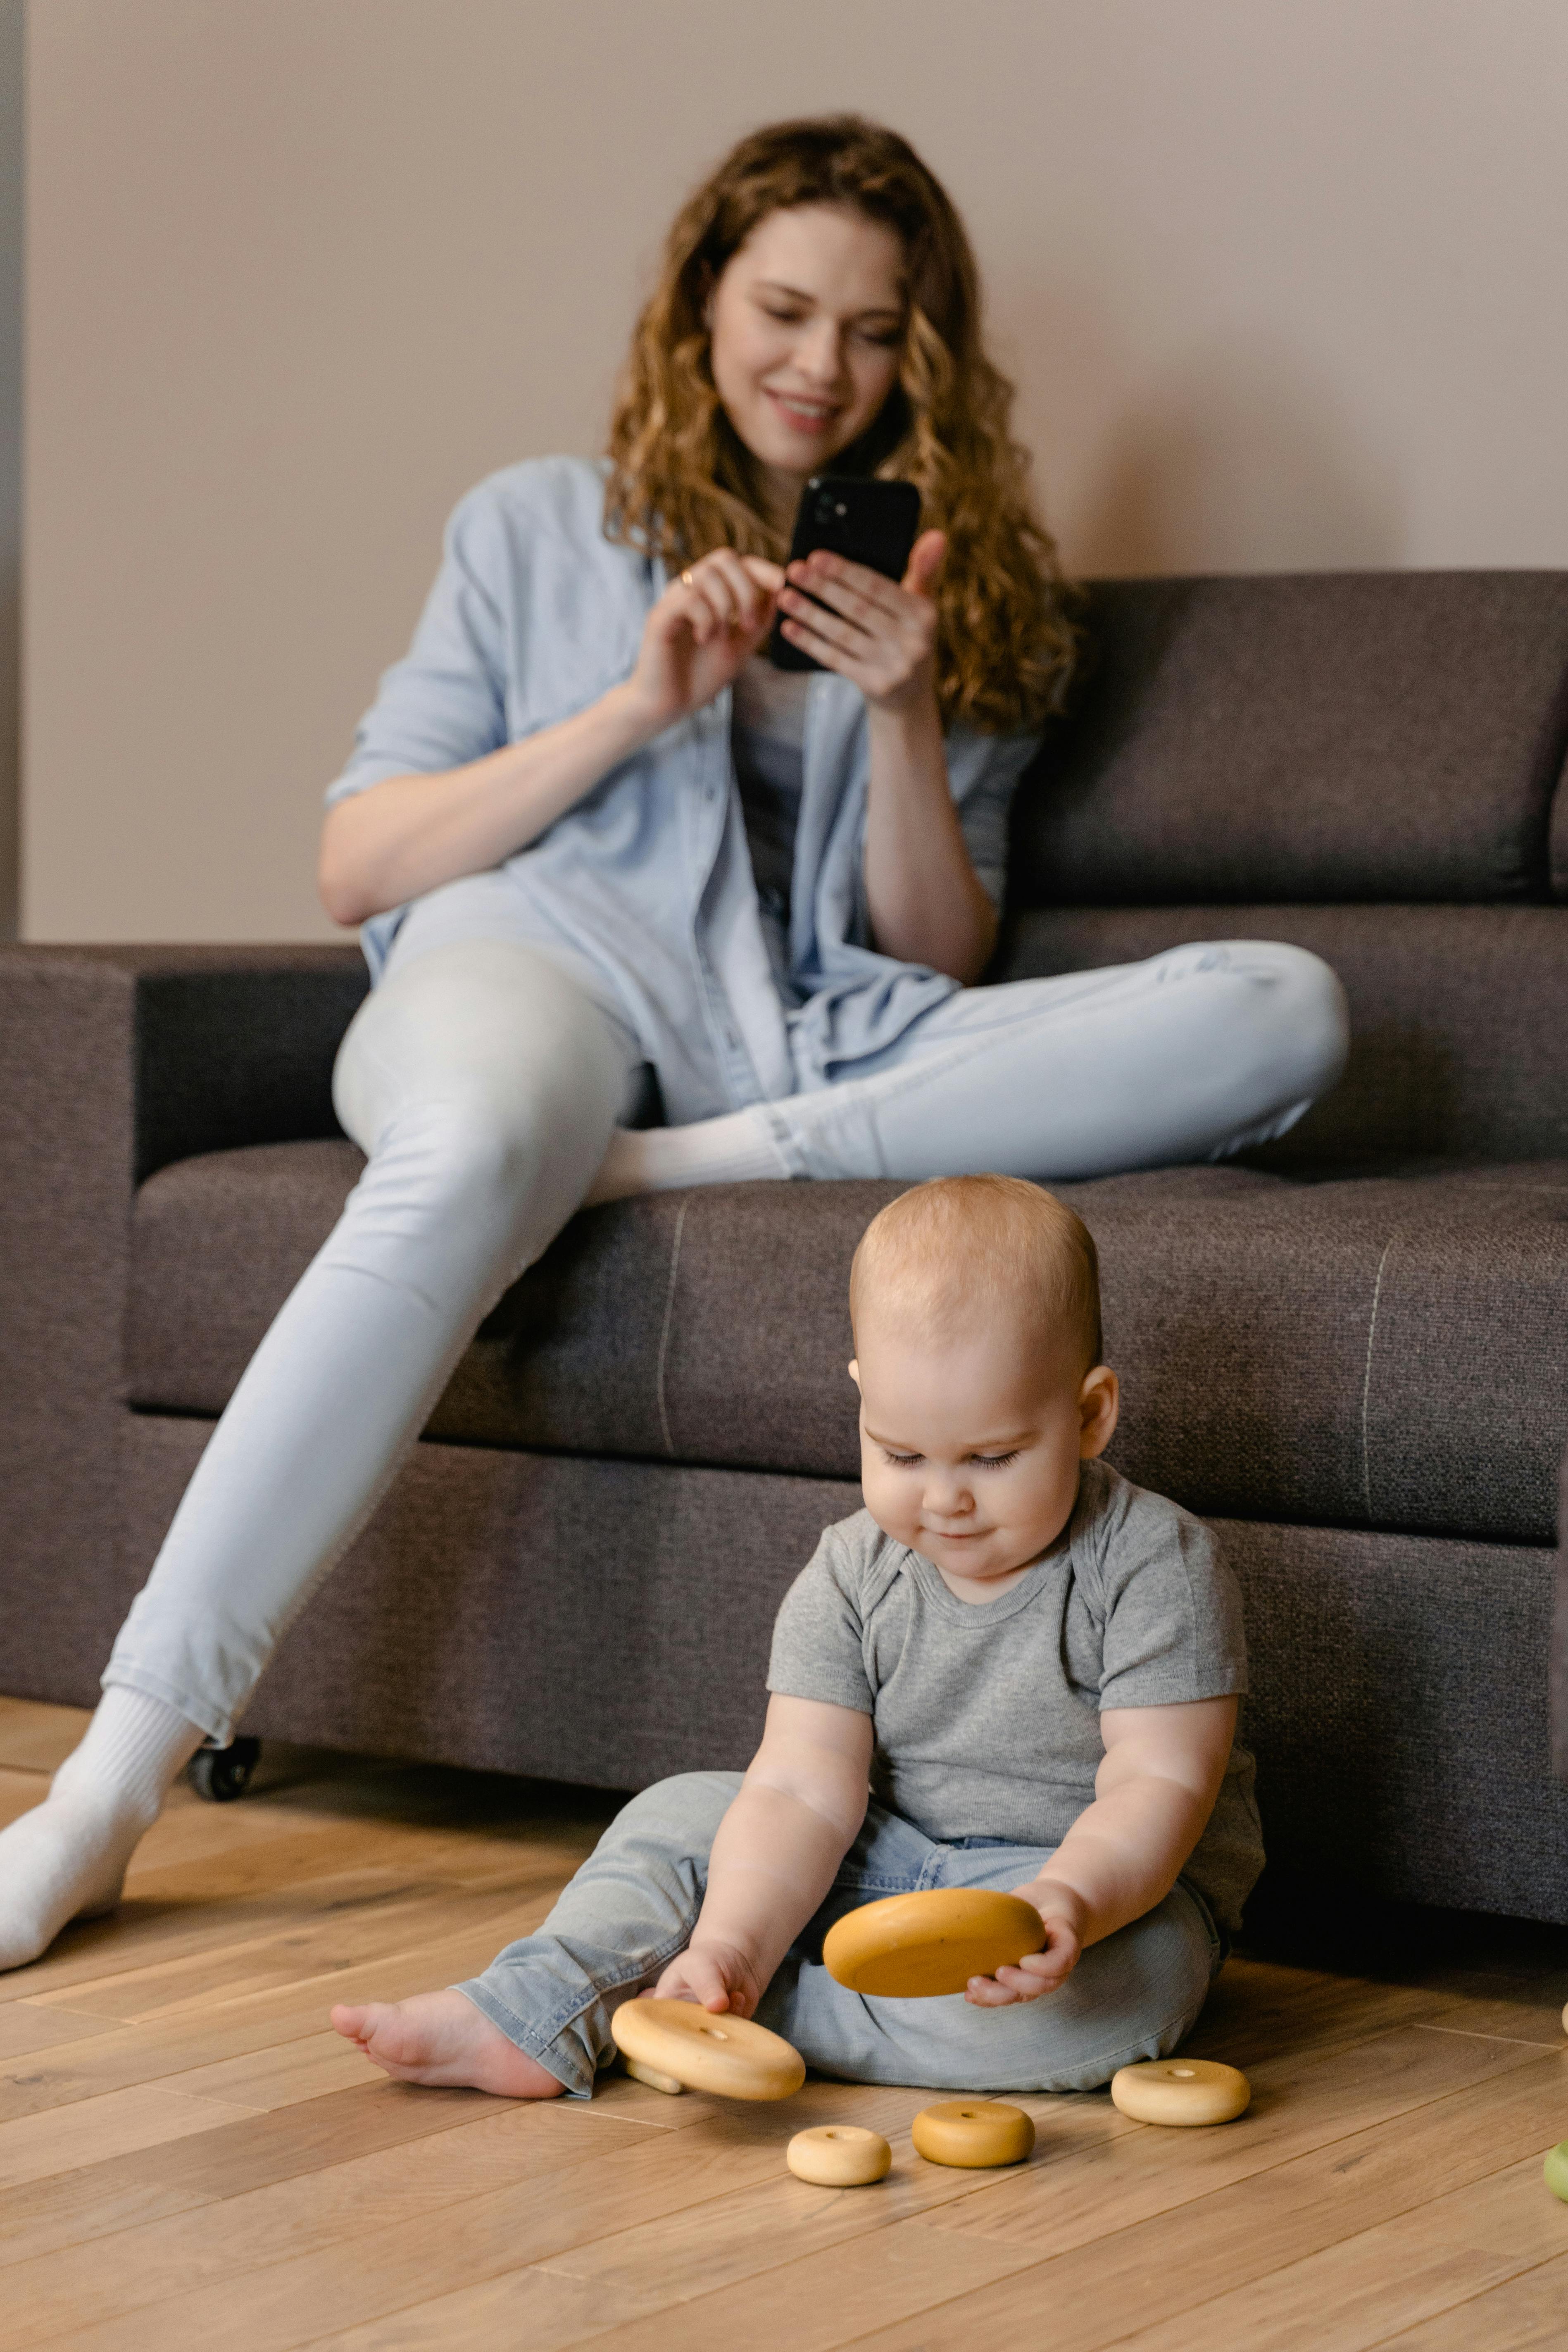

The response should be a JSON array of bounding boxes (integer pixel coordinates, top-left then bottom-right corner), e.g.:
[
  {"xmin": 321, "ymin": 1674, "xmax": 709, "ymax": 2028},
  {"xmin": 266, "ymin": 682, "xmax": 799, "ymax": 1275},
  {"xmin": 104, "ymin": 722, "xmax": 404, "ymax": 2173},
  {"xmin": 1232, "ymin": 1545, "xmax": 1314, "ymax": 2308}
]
[{"xmin": 592, "ymin": 938, "xmax": 1350, "ymax": 1196}]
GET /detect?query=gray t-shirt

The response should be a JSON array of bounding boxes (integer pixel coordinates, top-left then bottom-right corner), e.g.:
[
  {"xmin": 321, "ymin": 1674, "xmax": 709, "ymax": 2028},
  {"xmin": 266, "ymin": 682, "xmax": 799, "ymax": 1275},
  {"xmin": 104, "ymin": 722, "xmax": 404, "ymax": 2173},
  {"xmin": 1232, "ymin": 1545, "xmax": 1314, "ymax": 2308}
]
[{"xmin": 766, "ymin": 1457, "xmax": 1263, "ymax": 1932}]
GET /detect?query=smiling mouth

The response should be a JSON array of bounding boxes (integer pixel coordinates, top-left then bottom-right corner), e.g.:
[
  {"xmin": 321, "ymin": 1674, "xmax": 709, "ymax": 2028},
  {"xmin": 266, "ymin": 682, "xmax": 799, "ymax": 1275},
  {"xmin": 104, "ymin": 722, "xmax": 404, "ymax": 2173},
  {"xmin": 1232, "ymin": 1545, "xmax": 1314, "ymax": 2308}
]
[{"xmin": 765, "ymin": 389, "xmax": 841, "ymax": 432}]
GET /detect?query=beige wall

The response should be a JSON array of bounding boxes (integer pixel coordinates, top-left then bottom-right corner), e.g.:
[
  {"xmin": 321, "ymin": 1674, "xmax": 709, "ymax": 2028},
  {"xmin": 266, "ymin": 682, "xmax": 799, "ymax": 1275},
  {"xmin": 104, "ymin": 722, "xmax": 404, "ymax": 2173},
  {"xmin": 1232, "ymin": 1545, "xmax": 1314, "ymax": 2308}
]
[{"xmin": 22, "ymin": 0, "xmax": 1568, "ymax": 944}]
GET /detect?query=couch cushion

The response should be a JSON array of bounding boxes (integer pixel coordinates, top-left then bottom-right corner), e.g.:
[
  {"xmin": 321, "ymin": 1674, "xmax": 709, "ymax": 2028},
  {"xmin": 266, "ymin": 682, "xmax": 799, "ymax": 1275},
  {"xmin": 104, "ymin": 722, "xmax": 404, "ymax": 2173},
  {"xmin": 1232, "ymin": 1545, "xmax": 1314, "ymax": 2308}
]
[
  {"xmin": 1000, "ymin": 902, "xmax": 1568, "ymax": 1167},
  {"xmin": 128, "ymin": 1146, "xmax": 1568, "ymax": 1544},
  {"xmin": 1010, "ymin": 574, "xmax": 1568, "ymax": 906}
]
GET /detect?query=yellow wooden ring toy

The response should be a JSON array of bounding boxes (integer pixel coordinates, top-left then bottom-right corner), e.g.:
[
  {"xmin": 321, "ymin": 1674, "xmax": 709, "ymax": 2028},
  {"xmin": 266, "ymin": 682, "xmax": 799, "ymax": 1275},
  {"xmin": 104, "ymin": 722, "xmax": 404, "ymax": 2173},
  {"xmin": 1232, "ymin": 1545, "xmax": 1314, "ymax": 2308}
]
[
  {"xmin": 610, "ymin": 1998, "xmax": 805, "ymax": 2102},
  {"xmin": 1544, "ymin": 2140, "xmax": 1568, "ymax": 2203},
  {"xmin": 621, "ymin": 2052, "xmax": 683, "ymax": 2095},
  {"xmin": 1110, "ymin": 2058, "xmax": 1251, "ymax": 2126},
  {"xmin": 911, "ymin": 2100, "xmax": 1036, "ymax": 2168},
  {"xmin": 786, "ymin": 2125, "xmax": 892, "ymax": 2186},
  {"xmin": 823, "ymin": 1888, "xmax": 1045, "ymax": 1997}
]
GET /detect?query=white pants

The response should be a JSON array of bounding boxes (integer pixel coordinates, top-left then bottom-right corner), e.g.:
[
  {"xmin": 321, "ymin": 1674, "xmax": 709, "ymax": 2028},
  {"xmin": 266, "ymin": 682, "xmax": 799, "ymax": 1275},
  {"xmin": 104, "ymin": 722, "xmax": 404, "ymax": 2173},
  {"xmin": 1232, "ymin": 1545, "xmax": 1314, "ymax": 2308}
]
[{"xmin": 105, "ymin": 931, "xmax": 1347, "ymax": 1743}]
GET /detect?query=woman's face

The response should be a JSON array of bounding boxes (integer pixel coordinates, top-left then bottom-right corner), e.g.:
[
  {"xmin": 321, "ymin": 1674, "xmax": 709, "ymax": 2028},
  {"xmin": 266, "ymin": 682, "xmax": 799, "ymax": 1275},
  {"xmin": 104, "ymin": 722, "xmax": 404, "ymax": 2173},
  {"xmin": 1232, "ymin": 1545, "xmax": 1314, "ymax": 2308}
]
[{"xmin": 707, "ymin": 203, "xmax": 907, "ymax": 527}]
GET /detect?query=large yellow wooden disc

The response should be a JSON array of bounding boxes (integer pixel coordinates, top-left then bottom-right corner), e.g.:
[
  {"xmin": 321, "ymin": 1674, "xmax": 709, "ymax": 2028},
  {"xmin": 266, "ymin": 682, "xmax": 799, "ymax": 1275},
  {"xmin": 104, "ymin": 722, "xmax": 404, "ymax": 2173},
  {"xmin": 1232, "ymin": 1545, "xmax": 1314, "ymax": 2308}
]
[
  {"xmin": 609, "ymin": 1998, "xmax": 805, "ymax": 2101},
  {"xmin": 822, "ymin": 1887, "xmax": 1045, "ymax": 1997}
]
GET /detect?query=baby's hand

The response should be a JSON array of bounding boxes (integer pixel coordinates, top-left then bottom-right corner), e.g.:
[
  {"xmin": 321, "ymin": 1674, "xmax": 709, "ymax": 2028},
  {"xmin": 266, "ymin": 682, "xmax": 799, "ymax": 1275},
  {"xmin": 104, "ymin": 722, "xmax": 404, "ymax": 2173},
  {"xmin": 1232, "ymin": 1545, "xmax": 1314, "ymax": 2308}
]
[
  {"xmin": 964, "ymin": 1879, "xmax": 1085, "ymax": 2006},
  {"xmin": 649, "ymin": 1938, "xmax": 764, "ymax": 2018}
]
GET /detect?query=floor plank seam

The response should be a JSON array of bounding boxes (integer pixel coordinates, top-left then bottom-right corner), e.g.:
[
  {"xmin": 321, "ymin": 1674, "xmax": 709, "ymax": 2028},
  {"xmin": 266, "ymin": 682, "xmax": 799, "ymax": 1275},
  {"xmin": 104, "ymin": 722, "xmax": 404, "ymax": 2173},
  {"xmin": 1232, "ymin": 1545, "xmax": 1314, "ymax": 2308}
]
[
  {"xmin": 574, "ymin": 2108, "xmax": 682, "ymax": 2131},
  {"xmin": 1413, "ymin": 2021, "xmax": 1568, "ymax": 2049},
  {"xmin": 12, "ymin": 1999, "xmax": 119, "ymax": 2019}
]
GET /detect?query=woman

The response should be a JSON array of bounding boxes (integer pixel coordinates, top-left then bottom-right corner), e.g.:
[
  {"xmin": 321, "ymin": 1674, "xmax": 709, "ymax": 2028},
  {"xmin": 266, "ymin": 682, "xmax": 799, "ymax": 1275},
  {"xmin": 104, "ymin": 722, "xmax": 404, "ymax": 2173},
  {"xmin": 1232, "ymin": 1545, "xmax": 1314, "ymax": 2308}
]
[{"xmin": 0, "ymin": 116, "xmax": 1346, "ymax": 1970}]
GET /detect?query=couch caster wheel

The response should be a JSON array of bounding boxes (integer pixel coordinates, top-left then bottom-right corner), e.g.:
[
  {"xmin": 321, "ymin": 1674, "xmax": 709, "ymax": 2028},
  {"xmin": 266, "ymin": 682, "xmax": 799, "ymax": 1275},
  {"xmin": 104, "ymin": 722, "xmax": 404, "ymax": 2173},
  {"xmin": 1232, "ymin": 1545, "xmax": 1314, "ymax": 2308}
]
[{"xmin": 186, "ymin": 1736, "xmax": 262, "ymax": 1802}]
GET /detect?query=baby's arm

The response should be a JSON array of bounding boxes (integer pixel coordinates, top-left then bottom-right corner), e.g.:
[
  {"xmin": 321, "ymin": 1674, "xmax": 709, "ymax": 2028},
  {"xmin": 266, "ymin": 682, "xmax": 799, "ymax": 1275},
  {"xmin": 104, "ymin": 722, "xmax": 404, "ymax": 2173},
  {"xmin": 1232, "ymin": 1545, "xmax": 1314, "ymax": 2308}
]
[
  {"xmin": 653, "ymin": 1695, "xmax": 873, "ymax": 2017},
  {"xmin": 971, "ymin": 1695, "xmax": 1237, "ymax": 2007}
]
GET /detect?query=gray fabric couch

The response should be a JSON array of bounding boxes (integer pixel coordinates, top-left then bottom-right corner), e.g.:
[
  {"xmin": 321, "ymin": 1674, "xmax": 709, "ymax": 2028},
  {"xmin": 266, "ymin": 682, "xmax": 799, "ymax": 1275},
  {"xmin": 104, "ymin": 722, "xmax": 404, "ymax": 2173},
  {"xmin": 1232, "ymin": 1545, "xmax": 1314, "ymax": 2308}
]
[{"xmin": 7, "ymin": 570, "xmax": 1568, "ymax": 1923}]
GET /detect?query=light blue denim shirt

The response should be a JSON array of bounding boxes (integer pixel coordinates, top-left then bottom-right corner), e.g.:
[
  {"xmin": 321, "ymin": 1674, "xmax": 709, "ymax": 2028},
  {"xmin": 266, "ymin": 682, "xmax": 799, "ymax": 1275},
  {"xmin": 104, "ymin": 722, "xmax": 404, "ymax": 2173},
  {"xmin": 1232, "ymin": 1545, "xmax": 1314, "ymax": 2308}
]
[{"xmin": 326, "ymin": 457, "xmax": 1042, "ymax": 1124}]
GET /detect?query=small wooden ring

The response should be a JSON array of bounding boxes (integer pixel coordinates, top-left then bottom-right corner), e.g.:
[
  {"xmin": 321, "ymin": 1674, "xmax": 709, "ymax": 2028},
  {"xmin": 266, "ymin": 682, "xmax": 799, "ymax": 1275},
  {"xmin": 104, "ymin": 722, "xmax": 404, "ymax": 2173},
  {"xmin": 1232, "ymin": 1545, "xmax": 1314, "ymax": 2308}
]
[
  {"xmin": 786, "ymin": 2125, "xmax": 892, "ymax": 2186},
  {"xmin": 911, "ymin": 2100, "xmax": 1035, "ymax": 2169},
  {"xmin": 1110, "ymin": 2058, "xmax": 1251, "ymax": 2126},
  {"xmin": 610, "ymin": 1998, "xmax": 805, "ymax": 2102}
]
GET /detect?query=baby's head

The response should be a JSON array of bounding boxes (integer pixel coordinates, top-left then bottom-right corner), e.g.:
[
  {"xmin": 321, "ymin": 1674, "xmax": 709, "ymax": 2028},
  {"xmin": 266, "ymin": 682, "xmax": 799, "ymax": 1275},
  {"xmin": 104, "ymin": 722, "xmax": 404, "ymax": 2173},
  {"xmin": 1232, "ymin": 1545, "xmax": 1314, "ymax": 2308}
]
[{"xmin": 848, "ymin": 1175, "xmax": 1118, "ymax": 1586}]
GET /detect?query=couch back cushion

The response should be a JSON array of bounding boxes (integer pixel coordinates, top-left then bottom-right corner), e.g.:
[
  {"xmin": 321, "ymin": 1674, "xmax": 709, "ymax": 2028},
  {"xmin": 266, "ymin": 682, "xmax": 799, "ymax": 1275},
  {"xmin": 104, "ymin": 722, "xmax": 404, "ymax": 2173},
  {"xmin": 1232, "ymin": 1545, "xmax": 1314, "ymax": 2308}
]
[{"xmin": 1011, "ymin": 573, "xmax": 1568, "ymax": 906}]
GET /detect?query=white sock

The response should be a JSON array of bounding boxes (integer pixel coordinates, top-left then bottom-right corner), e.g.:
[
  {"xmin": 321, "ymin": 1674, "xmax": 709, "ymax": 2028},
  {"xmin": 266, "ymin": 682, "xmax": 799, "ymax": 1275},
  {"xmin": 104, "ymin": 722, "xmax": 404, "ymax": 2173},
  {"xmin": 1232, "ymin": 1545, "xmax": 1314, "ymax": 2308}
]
[
  {"xmin": 0, "ymin": 1686, "xmax": 205, "ymax": 1971},
  {"xmin": 586, "ymin": 1108, "xmax": 791, "ymax": 1205}
]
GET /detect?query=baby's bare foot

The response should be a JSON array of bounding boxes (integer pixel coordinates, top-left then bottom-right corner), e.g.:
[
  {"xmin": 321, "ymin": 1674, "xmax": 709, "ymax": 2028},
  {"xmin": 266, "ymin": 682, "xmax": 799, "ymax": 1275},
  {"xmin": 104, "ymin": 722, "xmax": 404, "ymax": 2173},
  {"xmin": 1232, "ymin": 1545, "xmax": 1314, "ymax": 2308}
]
[{"xmin": 330, "ymin": 1988, "xmax": 564, "ymax": 2097}]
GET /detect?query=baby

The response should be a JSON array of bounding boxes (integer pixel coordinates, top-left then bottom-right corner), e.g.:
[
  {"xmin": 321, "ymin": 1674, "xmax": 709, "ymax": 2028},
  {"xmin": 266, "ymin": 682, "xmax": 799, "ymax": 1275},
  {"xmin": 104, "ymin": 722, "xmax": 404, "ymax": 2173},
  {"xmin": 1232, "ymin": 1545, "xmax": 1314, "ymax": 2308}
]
[{"xmin": 332, "ymin": 1174, "xmax": 1261, "ymax": 2097}]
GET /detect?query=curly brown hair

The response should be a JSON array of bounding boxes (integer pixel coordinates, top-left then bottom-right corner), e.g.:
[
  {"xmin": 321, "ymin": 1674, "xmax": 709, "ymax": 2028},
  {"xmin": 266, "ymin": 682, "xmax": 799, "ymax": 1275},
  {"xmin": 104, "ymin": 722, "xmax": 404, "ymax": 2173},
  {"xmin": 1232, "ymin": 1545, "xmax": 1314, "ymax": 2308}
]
[{"xmin": 603, "ymin": 115, "xmax": 1077, "ymax": 734}]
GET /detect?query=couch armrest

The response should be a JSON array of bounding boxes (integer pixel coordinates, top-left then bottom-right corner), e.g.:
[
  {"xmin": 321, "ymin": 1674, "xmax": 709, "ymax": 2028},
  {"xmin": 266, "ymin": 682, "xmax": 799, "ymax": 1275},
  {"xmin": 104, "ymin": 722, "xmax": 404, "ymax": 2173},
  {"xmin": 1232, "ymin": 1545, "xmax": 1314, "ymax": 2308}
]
[
  {"xmin": 46, "ymin": 944, "xmax": 367, "ymax": 1180},
  {"xmin": 1556, "ymin": 1440, "xmax": 1568, "ymax": 1781},
  {"xmin": 0, "ymin": 944, "xmax": 366, "ymax": 1705}
]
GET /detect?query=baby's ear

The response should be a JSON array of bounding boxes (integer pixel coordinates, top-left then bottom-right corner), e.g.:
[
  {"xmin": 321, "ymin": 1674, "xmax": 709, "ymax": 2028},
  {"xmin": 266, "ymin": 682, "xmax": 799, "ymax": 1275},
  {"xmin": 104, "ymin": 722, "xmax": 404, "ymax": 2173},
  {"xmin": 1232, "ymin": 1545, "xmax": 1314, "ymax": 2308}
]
[
  {"xmin": 847, "ymin": 1358, "xmax": 861, "ymax": 1390},
  {"xmin": 1078, "ymin": 1364, "xmax": 1120, "ymax": 1459}
]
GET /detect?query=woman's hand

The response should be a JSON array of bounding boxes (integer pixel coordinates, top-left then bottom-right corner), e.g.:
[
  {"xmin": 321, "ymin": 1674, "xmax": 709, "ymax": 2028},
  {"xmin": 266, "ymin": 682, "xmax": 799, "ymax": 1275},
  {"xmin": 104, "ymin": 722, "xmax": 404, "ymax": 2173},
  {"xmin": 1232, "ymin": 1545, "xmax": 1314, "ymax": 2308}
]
[
  {"xmin": 776, "ymin": 529, "xmax": 947, "ymax": 715},
  {"xmin": 834, "ymin": 524, "xmax": 993, "ymax": 980},
  {"xmin": 625, "ymin": 550, "xmax": 785, "ymax": 733},
  {"xmin": 319, "ymin": 546, "xmax": 781, "ymax": 925}
]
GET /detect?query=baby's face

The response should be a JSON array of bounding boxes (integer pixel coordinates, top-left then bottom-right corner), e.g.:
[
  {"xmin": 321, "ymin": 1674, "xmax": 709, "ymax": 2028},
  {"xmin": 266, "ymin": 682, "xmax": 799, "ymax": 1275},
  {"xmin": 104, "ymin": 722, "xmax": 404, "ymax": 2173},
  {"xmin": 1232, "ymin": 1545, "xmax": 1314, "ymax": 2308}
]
[{"xmin": 851, "ymin": 1310, "xmax": 1119, "ymax": 1592}]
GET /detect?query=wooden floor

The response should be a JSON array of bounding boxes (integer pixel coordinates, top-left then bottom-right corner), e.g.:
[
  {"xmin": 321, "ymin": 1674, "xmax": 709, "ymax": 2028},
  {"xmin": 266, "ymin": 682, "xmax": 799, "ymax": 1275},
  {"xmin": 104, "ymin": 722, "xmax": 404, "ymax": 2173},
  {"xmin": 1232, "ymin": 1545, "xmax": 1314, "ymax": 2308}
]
[{"xmin": 2, "ymin": 1699, "xmax": 1566, "ymax": 2350}]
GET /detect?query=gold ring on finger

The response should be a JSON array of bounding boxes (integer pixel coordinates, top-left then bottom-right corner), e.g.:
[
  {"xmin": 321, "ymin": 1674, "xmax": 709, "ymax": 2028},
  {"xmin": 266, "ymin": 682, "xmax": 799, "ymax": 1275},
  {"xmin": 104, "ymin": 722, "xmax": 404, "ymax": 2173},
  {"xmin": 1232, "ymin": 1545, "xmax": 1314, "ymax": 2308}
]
[{"xmin": 680, "ymin": 569, "xmax": 695, "ymax": 588}]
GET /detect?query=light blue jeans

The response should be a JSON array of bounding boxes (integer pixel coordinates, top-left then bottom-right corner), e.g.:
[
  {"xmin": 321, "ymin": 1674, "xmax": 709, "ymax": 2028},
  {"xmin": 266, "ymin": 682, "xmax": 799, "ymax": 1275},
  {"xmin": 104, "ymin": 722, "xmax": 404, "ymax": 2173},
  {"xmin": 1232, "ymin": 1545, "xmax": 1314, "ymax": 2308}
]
[
  {"xmin": 104, "ymin": 910, "xmax": 1346, "ymax": 1745},
  {"xmin": 460, "ymin": 1771, "xmax": 1223, "ymax": 2097}
]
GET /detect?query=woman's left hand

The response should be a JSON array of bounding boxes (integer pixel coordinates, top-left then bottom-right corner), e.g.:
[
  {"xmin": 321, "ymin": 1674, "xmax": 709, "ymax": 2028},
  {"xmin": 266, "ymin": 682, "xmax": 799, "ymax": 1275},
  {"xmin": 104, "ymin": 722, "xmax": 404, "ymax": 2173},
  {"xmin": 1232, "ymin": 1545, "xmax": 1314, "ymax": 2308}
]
[{"xmin": 776, "ymin": 529, "xmax": 947, "ymax": 715}]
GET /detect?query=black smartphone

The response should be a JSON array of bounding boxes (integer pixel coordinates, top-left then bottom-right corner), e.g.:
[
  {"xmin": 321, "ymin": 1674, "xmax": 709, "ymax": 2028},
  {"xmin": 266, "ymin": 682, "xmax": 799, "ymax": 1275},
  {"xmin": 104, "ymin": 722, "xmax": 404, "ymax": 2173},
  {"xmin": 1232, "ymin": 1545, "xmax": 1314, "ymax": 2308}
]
[{"xmin": 768, "ymin": 475, "xmax": 922, "ymax": 671}]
